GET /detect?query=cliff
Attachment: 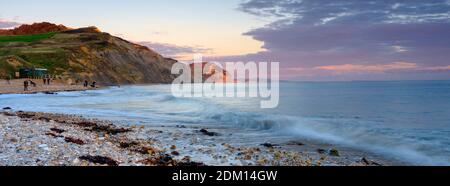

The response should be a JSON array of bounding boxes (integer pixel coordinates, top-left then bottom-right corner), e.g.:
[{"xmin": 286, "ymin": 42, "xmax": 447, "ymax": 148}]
[{"xmin": 0, "ymin": 23, "xmax": 177, "ymax": 85}]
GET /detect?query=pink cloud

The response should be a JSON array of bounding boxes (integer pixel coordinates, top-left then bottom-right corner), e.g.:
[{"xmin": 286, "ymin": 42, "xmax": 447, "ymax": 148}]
[
  {"xmin": 0, "ymin": 19, "xmax": 21, "ymax": 29},
  {"xmin": 280, "ymin": 62, "xmax": 450, "ymax": 80},
  {"xmin": 422, "ymin": 65, "xmax": 450, "ymax": 71},
  {"xmin": 315, "ymin": 62, "xmax": 418, "ymax": 73}
]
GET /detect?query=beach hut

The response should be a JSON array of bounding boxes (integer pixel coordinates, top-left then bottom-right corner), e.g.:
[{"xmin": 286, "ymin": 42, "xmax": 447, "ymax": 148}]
[{"xmin": 19, "ymin": 68, "xmax": 48, "ymax": 78}]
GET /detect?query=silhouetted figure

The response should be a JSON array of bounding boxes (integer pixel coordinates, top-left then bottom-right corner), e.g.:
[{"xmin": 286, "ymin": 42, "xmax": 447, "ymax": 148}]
[
  {"xmin": 30, "ymin": 80, "xmax": 37, "ymax": 87},
  {"xmin": 90, "ymin": 81, "xmax": 97, "ymax": 88},
  {"xmin": 24, "ymin": 80, "xmax": 29, "ymax": 91},
  {"xmin": 84, "ymin": 80, "xmax": 88, "ymax": 87},
  {"xmin": 6, "ymin": 75, "xmax": 11, "ymax": 85},
  {"xmin": 43, "ymin": 78, "xmax": 47, "ymax": 85}
]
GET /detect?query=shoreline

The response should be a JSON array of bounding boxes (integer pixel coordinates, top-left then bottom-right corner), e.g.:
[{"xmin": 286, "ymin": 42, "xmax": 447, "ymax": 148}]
[
  {"xmin": 0, "ymin": 79, "xmax": 93, "ymax": 95},
  {"xmin": 0, "ymin": 110, "xmax": 389, "ymax": 166}
]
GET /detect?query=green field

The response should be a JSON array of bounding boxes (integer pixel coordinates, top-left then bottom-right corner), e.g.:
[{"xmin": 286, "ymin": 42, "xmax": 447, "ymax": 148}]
[{"xmin": 0, "ymin": 32, "xmax": 56, "ymax": 43}]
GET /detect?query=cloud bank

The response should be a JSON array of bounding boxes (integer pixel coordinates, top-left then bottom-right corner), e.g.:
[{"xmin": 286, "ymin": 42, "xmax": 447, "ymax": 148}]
[
  {"xmin": 138, "ymin": 41, "xmax": 210, "ymax": 60},
  {"xmin": 212, "ymin": 0, "xmax": 450, "ymax": 80},
  {"xmin": 0, "ymin": 19, "xmax": 21, "ymax": 29}
]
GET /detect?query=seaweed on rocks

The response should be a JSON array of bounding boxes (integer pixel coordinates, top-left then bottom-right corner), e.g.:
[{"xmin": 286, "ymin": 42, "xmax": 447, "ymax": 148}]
[
  {"xmin": 176, "ymin": 161, "xmax": 205, "ymax": 166},
  {"xmin": 138, "ymin": 154, "xmax": 205, "ymax": 166},
  {"xmin": 138, "ymin": 154, "xmax": 176, "ymax": 166},
  {"xmin": 136, "ymin": 146, "xmax": 159, "ymax": 155},
  {"xmin": 79, "ymin": 155, "xmax": 119, "ymax": 166},
  {"xmin": 50, "ymin": 128, "xmax": 66, "ymax": 134},
  {"xmin": 85, "ymin": 125, "xmax": 132, "ymax": 135},
  {"xmin": 119, "ymin": 141, "xmax": 140, "ymax": 148},
  {"xmin": 65, "ymin": 137, "xmax": 86, "ymax": 145},
  {"xmin": 16, "ymin": 112, "xmax": 36, "ymax": 119},
  {"xmin": 74, "ymin": 121, "xmax": 97, "ymax": 127}
]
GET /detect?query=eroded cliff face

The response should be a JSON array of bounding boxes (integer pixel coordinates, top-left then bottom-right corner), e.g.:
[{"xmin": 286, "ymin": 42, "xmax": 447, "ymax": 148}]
[{"xmin": 58, "ymin": 30, "xmax": 178, "ymax": 85}]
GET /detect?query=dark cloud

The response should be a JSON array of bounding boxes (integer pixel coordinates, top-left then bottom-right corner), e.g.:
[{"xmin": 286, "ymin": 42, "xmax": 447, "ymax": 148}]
[
  {"xmin": 239, "ymin": 0, "xmax": 450, "ymax": 25},
  {"xmin": 0, "ymin": 19, "xmax": 21, "ymax": 29},
  {"xmin": 137, "ymin": 41, "xmax": 210, "ymax": 59},
  {"xmin": 226, "ymin": 0, "xmax": 450, "ymax": 80}
]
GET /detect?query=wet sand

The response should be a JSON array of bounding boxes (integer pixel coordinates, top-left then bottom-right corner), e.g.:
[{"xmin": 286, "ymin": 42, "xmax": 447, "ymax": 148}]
[{"xmin": 0, "ymin": 79, "xmax": 91, "ymax": 94}]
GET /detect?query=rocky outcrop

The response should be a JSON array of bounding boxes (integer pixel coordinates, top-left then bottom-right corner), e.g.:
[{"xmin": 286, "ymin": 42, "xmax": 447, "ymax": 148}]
[{"xmin": 0, "ymin": 22, "xmax": 69, "ymax": 35}]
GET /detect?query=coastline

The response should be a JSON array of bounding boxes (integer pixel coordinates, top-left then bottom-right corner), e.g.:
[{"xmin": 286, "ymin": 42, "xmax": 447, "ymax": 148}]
[
  {"xmin": 0, "ymin": 82, "xmax": 402, "ymax": 166},
  {"xmin": 0, "ymin": 110, "xmax": 389, "ymax": 166},
  {"xmin": 0, "ymin": 79, "xmax": 93, "ymax": 95}
]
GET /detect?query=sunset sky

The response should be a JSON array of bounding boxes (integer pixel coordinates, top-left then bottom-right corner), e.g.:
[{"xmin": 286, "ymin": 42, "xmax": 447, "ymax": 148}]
[{"xmin": 1, "ymin": 0, "xmax": 450, "ymax": 81}]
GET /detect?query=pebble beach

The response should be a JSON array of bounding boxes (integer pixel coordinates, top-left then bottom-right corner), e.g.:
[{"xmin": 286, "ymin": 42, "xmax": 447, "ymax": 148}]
[{"xmin": 0, "ymin": 110, "xmax": 385, "ymax": 166}]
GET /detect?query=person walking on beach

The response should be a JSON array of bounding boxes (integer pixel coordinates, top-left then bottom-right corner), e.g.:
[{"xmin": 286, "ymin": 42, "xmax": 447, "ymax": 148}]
[
  {"xmin": 6, "ymin": 75, "xmax": 11, "ymax": 85},
  {"xmin": 24, "ymin": 80, "xmax": 29, "ymax": 91},
  {"xmin": 84, "ymin": 80, "xmax": 88, "ymax": 87},
  {"xmin": 43, "ymin": 77, "xmax": 47, "ymax": 85}
]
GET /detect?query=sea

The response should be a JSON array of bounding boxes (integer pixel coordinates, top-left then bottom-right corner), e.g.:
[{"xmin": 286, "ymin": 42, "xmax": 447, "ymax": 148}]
[{"xmin": 1, "ymin": 81, "xmax": 449, "ymax": 165}]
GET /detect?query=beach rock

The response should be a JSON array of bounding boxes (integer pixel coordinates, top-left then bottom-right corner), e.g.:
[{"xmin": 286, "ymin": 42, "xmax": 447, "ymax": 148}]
[
  {"xmin": 287, "ymin": 141, "xmax": 305, "ymax": 146},
  {"xmin": 361, "ymin": 157, "xmax": 382, "ymax": 166},
  {"xmin": 72, "ymin": 158, "xmax": 81, "ymax": 165},
  {"xmin": 38, "ymin": 144, "xmax": 50, "ymax": 151},
  {"xmin": 10, "ymin": 138, "xmax": 18, "ymax": 143},
  {"xmin": 261, "ymin": 143, "xmax": 279, "ymax": 148},
  {"xmin": 158, "ymin": 154, "xmax": 174, "ymax": 165},
  {"xmin": 329, "ymin": 149, "xmax": 340, "ymax": 156},
  {"xmin": 79, "ymin": 155, "xmax": 119, "ymax": 166},
  {"xmin": 317, "ymin": 149, "xmax": 327, "ymax": 154},
  {"xmin": 199, "ymin": 129, "xmax": 219, "ymax": 136},
  {"xmin": 2, "ymin": 107, "xmax": 12, "ymax": 110},
  {"xmin": 171, "ymin": 151, "xmax": 180, "ymax": 156},
  {"xmin": 43, "ymin": 91, "xmax": 57, "ymax": 95},
  {"xmin": 244, "ymin": 155, "xmax": 252, "ymax": 160}
]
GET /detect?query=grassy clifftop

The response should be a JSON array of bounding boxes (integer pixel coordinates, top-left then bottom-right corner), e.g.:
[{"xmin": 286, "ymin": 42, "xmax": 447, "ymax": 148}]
[{"xmin": 0, "ymin": 32, "xmax": 56, "ymax": 43}]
